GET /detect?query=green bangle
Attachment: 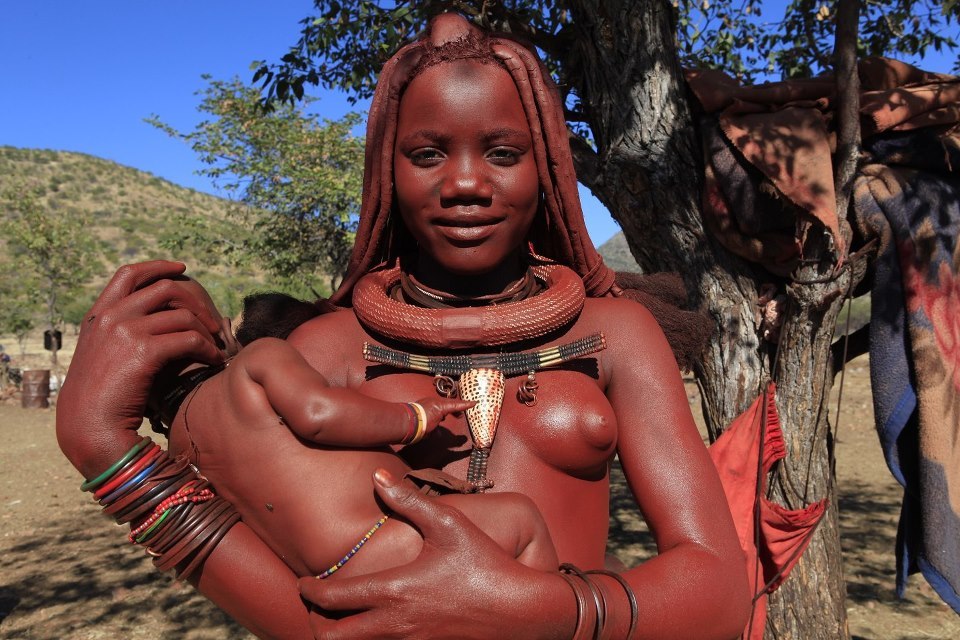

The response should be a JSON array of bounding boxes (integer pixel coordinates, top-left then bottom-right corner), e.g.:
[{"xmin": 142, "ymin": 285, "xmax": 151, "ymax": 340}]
[
  {"xmin": 136, "ymin": 508, "xmax": 173, "ymax": 544},
  {"xmin": 80, "ymin": 437, "xmax": 151, "ymax": 492}
]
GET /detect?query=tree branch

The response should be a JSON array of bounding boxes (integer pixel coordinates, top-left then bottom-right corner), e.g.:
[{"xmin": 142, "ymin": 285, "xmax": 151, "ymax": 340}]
[
  {"xmin": 567, "ymin": 132, "xmax": 602, "ymax": 193},
  {"xmin": 833, "ymin": 0, "xmax": 862, "ymax": 235}
]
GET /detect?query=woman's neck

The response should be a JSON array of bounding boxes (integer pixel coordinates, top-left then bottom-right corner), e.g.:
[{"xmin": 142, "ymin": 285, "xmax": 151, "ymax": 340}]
[{"xmin": 407, "ymin": 251, "xmax": 528, "ymax": 299}]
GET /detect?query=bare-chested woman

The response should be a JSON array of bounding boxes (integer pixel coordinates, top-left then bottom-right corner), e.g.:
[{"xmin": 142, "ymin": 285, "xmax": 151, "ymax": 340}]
[
  {"xmin": 58, "ymin": 14, "xmax": 750, "ymax": 639},
  {"xmin": 158, "ymin": 305, "xmax": 556, "ymax": 578}
]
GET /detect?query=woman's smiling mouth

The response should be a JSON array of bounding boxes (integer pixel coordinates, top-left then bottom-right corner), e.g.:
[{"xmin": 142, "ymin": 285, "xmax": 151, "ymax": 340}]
[{"xmin": 433, "ymin": 214, "xmax": 505, "ymax": 245}]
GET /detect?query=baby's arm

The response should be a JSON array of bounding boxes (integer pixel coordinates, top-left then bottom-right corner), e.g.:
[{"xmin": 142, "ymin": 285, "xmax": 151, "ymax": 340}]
[{"xmin": 240, "ymin": 337, "xmax": 472, "ymax": 446}]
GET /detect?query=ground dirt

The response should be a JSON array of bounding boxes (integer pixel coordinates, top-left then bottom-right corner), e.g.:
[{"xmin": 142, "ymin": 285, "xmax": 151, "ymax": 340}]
[{"xmin": 0, "ymin": 332, "xmax": 956, "ymax": 639}]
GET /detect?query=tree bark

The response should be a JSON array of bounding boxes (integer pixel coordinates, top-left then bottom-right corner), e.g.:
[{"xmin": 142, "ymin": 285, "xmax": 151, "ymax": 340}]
[
  {"xmin": 566, "ymin": 0, "xmax": 765, "ymax": 430},
  {"xmin": 564, "ymin": 0, "xmax": 853, "ymax": 636},
  {"xmin": 763, "ymin": 233, "xmax": 860, "ymax": 639}
]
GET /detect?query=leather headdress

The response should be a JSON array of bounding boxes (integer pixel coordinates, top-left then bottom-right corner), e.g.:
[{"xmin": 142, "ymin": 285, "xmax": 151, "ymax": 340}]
[{"xmin": 329, "ymin": 13, "xmax": 617, "ymax": 305}]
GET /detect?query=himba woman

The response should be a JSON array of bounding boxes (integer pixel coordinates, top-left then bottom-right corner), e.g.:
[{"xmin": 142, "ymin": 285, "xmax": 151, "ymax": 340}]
[{"xmin": 57, "ymin": 13, "xmax": 750, "ymax": 639}]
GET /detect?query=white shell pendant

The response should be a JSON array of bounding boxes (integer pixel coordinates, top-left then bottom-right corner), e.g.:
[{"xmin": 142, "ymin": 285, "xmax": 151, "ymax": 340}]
[{"xmin": 459, "ymin": 368, "xmax": 505, "ymax": 449}]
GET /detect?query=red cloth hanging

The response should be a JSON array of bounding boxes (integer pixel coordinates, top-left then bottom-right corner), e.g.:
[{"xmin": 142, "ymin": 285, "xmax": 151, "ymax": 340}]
[{"xmin": 708, "ymin": 382, "xmax": 828, "ymax": 639}]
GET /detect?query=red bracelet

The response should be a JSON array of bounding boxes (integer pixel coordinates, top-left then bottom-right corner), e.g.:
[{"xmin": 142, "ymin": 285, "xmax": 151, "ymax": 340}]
[
  {"xmin": 400, "ymin": 403, "xmax": 418, "ymax": 444},
  {"xmin": 94, "ymin": 443, "xmax": 162, "ymax": 499},
  {"xmin": 128, "ymin": 480, "xmax": 213, "ymax": 541}
]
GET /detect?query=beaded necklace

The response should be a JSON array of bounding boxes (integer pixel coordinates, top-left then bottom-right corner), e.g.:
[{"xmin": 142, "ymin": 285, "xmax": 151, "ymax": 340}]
[
  {"xmin": 364, "ymin": 334, "xmax": 606, "ymax": 490},
  {"xmin": 354, "ymin": 262, "xmax": 600, "ymax": 490}
]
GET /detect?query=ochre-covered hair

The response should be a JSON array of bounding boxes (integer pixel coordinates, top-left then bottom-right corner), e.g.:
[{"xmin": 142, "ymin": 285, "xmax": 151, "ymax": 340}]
[
  {"xmin": 238, "ymin": 13, "xmax": 711, "ymax": 368},
  {"xmin": 329, "ymin": 13, "xmax": 617, "ymax": 305}
]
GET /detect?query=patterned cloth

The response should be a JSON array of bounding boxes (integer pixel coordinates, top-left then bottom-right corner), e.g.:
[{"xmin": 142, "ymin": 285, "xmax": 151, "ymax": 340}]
[
  {"xmin": 687, "ymin": 57, "xmax": 960, "ymax": 612},
  {"xmin": 853, "ymin": 162, "xmax": 960, "ymax": 611}
]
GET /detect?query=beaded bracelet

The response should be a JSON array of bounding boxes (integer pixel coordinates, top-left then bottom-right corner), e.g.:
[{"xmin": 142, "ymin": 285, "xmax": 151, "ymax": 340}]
[
  {"xmin": 80, "ymin": 436, "xmax": 152, "ymax": 491},
  {"xmin": 128, "ymin": 480, "xmax": 212, "ymax": 541},
  {"xmin": 81, "ymin": 440, "xmax": 238, "ymax": 581},
  {"xmin": 317, "ymin": 514, "xmax": 390, "ymax": 579}
]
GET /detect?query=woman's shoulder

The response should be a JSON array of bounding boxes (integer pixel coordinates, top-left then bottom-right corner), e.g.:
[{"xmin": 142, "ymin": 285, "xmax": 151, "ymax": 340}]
[
  {"xmin": 580, "ymin": 296, "xmax": 679, "ymax": 376},
  {"xmin": 286, "ymin": 308, "xmax": 365, "ymax": 365},
  {"xmin": 581, "ymin": 295, "xmax": 662, "ymax": 338}
]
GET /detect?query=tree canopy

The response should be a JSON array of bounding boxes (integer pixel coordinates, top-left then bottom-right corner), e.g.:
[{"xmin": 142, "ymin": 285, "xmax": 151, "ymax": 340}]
[
  {"xmin": 150, "ymin": 78, "xmax": 364, "ymax": 293},
  {"xmin": 253, "ymin": 0, "xmax": 959, "ymax": 109},
  {"xmin": 0, "ymin": 184, "xmax": 103, "ymax": 364}
]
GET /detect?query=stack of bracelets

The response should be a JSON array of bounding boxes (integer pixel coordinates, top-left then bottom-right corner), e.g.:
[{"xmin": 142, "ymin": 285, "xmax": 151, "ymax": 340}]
[
  {"xmin": 400, "ymin": 401, "xmax": 427, "ymax": 445},
  {"xmin": 80, "ymin": 435, "xmax": 239, "ymax": 580},
  {"xmin": 559, "ymin": 563, "xmax": 639, "ymax": 640}
]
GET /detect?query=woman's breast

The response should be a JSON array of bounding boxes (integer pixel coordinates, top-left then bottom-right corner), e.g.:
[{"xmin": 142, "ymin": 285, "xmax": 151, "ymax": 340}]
[{"xmin": 358, "ymin": 365, "xmax": 617, "ymax": 479}]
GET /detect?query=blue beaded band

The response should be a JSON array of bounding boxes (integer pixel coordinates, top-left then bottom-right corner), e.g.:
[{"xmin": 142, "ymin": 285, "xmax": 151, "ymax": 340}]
[{"xmin": 317, "ymin": 515, "xmax": 390, "ymax": 579}]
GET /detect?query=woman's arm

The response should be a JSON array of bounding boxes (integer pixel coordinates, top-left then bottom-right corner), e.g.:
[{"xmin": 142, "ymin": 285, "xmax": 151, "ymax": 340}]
[
  {"xmin": 57, "ymin": 261, "xmax": 225, "ymax": 475},
  {"xmin": 605, "ymin": 301, "xmax": 751, "ymax": 638},
  {"xmin": 190, "ymin": 524, "xmax": 313, "ymax": 639},
  {"xmin": 56, "ymin": 262, "xmax": 313, "ymax": 639}
]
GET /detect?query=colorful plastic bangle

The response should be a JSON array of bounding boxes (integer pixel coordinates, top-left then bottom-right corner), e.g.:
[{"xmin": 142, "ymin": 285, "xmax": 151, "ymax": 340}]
[
  {"xmin": 94, "ymin": 444, "xmax": 161, "ymax": 499},
  {"xmin": 135, "ymin": 508, "xmax": 173, "ymax": 544},
  {"xmin": 80, "ymin": 436, "xmax": 151, "ymax": 491},
  {"xmin": 99, "ymin": 457, "xmax": 164, "ymax": 506},
  {"xmin": 401, "ymin": 404, "xmax": 418, "ymax": 444}
]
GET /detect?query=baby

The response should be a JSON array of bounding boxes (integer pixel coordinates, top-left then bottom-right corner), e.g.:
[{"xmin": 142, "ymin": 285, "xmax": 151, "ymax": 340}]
[{"xmin": 151, "ymin": 283, "xmax": 557, "ymax": 580}]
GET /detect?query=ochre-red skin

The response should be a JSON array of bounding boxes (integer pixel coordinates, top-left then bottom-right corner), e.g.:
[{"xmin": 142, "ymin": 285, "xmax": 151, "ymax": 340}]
[
  {"xmin": 393, "ymin": 61, "xmax": 540, "ymax": 294},
  {"xmin": 167, "ymin": 336, "xmax": 556, "ymax": 579},
  {"xmin": 57, "ymin": 57, "xmax": 751, "ymax": 639}
]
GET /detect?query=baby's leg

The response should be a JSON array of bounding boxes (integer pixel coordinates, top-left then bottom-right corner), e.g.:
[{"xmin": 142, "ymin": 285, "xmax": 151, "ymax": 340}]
[{"xmin": 434, "ymin": 492, "xmax": 558, "ymax": 571}]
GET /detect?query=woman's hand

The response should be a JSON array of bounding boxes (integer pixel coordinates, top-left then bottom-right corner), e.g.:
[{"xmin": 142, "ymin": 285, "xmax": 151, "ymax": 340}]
[
  {"xmin": 57, "ymin": 261, "xmax": 226, "ymax": 478},
  {"xmin": 299, "ymin": 468, "xmax": 574, "ymax": 640}
]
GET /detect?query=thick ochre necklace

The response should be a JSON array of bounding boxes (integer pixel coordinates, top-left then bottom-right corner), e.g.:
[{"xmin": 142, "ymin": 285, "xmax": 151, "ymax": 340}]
[
  {"xmin": 351, "ymin": 263, "xmax": 586, "ymax": 349},
  {"xmin": 353, "ymin": 263, "xmax": 601, "ymax": 490}
]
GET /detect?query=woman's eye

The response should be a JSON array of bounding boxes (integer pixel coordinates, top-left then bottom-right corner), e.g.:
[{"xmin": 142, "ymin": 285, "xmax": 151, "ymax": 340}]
[
  {"xmin": 488, "ymin": 148, "xmax": 520, "ymax": 165},
  {"xmin": 410, "ymin": 149, "xmax": 442, "ymax": 166}
]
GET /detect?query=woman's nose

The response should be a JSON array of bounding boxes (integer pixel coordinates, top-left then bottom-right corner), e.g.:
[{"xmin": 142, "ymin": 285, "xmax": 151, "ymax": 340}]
[{"xmin": 439, "ymin": 156, "xmax": 493, "ymax": 202}]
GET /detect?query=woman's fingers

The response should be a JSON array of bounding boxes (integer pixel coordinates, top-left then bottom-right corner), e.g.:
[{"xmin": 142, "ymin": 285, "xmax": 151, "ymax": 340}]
[
  {"xmin": 89, "ymin": 261, "xmax": 186, "ymax": 313},
  {"xmin": 112, "ymin": 277, "xmax": 223, "ymax": 335},
  {"xmin": 300, "ymin": 574, "xmax": 381, "ymax": 617},
  {"xmin": 308, "ymin": 609, "xmax": 407, "ymax": 640},
  {"xmin": 134, "ymin": 309, "xmax": 224, "ymax": 364},
  {"xmin": 371, "ymin": 468, "xmax": 474, "ymax": 545},
  {"xmin": 145, "ymin": 331, "xmax": 225, "ymax": 368}
]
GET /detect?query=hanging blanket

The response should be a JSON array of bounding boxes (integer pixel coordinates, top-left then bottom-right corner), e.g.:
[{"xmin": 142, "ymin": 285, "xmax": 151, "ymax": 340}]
[
  {"xmin": 852, "ymin": 162, "xmax": 960, "ymax": 611},
  {"xmin": 686, "ymin": 58, "xmax": 959, "ymax": 274},
  {"xmin": 688, "ymin": 56, "xmax": 960, "ymax": 611}
]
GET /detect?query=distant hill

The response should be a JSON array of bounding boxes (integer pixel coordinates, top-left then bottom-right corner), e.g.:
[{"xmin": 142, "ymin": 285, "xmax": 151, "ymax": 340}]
[
  {"xmin": 0, "ymin": 146, "xmax": 649, "ymax": 322},
  {"xmin": 597, "ymin": 231, "xmax": 641, "ymax": 273},
  {"xmin": 0, "ymin": 146, "xmax": 271, "ymax": 317}
]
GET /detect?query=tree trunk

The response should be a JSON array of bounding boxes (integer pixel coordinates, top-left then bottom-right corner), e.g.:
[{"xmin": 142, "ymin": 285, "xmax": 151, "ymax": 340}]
[
  {"xmin": 567, "ymin": 0, "xmax": 850, "ymax": 636},
  {"xmin": 763, "ymin": 233, "xmax": 863, "ymax": 639}
]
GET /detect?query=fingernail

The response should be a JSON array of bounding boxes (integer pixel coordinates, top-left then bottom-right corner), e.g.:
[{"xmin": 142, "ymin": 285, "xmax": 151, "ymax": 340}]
[{"xmin": 373, "ymin": 468, "xmax": 394, "ymax": 487}]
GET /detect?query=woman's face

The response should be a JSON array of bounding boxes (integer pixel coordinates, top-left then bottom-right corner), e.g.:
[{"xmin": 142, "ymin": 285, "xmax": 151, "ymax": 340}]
[{"xmin": 393, "ymin": 59, "xmax": 539, "ymax": 279}]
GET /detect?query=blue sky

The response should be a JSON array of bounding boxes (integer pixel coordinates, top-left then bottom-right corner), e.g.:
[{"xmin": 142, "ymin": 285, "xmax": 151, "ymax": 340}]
[{"xmin": 1, "ymin": 2, "xmax": 957, "ymax": 246}]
